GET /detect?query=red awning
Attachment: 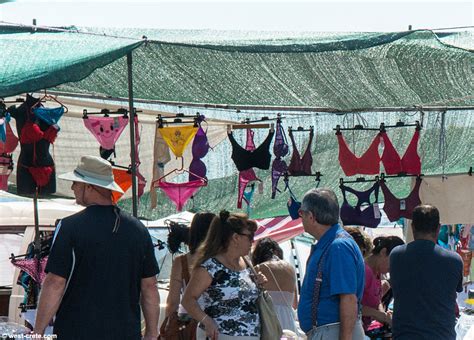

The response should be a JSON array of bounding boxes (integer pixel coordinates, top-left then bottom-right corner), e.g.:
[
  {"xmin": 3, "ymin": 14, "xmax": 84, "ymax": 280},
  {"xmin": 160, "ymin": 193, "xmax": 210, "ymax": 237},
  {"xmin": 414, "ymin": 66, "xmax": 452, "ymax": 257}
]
[{"xmin": 255, "ymin": 216, "xmax": 304, "ymax": 243}]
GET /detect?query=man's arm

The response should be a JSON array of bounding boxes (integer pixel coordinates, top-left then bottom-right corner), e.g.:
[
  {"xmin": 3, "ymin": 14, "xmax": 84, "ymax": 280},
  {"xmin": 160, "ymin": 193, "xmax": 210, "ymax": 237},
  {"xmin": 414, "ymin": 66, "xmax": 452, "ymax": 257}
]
[
  {"xmin": 339, "ymin": 293, "xmax": 358, "ymax": 340},
  {"xmin": 140, "ymin": 275, "xmax": 160, "ymax": 340},
  {"xmin": 33, "ymin": 273, "xmax": 66, "ymax": 335}
]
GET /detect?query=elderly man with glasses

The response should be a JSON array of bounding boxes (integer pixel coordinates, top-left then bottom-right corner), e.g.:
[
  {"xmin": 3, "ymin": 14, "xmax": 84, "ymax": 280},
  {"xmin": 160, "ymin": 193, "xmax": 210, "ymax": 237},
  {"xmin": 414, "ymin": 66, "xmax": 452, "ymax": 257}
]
[{"xmin": 297, "ymin": 188, "xmax": 365, "ymax": 340}]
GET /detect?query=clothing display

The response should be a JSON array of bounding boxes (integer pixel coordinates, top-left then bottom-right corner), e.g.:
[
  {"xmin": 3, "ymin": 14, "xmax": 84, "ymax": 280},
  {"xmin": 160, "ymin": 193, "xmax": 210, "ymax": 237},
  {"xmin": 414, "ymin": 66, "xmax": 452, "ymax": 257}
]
[
  {"xmin": 111, "ymin": 168, "xmax": 132, "ymax": 203},
  {"xmin": 132, "ymin": 115, "xmax": 146, "ymax": 198},
  {"xmin": 285, "ymin": 181, "xmax": 301, "ymax": 220},
  {"xmin": 11, "ymin": 257, "xmax": 48, "ymax": 285},
  {"xmin": 287, "ymin": 129, "xmax": 313, "ymax": 176},
  {"xmin": 32, "ymin": 107, "xmax": 64, "ymax": 126},
  {"xmin": 340, "ymin": 183, "xmax": 381, "ymax": 228},
  {"xmin": 228, "ymin": 129, "xmax": 274, "ymax": 171},
  {"xmin": 380, "ymin": 177, "xmax": 422, "ymax": 222},
  {"xmin": 159, "ymin": 125, "xmax": 198, "ymax": 158},
  {"xmin": 199, "ymin": 258, "xmax": 260, "ymax": 337},
  {"xmin": 9, "ymin": 94, "xmax": 57, "ymax": 194},
  {"xmin": 336, "ymin": 131, "xmax": 380, "ymax": 176},
  {"xmin": 157, "ymin": 178, "xmax": 207, "ymax": 211},
  {"xmin": 380, "ymin": 129, "xmax": 421, "ymax": 175},
  {"xmin": 0, "ymin": 155, "xmax": 13, "ymax": 190},
  {"xmin": 0, "ymin": 117, "xmax": 19, "ymax": 154},
  {"xmin": 83, "ymin": 115, "xmax": 128, "ymax": 153},
  {"xmin": 189, "ymin": 126, "xmax": 209, "ymax": 181},
  {"xmin": 271, "ymin": 121, "xmax": 289, "ymax": 198},
  {"xmin": 150, "ymin": 127, "xmax": 172, "ymax": 209},
  {"xmin": 0, "ymin": 112, "xmax": 11, "ymax": 142},
  {"xmin": 237, "ymin": 129, "xmax": 262, "ymax": 209}
]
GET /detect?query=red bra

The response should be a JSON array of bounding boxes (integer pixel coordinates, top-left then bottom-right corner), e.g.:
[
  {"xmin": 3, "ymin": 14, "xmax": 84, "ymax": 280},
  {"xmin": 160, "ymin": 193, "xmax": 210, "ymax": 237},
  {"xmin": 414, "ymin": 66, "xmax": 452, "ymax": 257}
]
[
  {"xmin": 336, "ymin": 132, "xmax": 380, "ymax": 176},
  {"xmin": 381, "ymin": 130, "xmax": 421, "ymax": 175},
  {"xmin": 337, "ymin": 129, "xmax": 421, "ymax": 176}
]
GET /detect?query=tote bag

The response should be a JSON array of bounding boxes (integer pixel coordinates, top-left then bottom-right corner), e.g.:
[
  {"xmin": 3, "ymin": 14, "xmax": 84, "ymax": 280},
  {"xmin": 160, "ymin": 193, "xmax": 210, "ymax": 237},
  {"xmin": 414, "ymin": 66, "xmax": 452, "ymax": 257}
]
[{"xmin": 243, "ymin": 256, "xmax": 283, "ymax": 340}]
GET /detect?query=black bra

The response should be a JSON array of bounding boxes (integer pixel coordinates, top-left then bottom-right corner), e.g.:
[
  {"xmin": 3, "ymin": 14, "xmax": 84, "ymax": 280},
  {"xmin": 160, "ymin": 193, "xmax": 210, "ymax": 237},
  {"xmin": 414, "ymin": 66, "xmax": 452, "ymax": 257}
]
[{"xmin": 228, "ymin": 130, "xmax": 274, "ymax": 171}]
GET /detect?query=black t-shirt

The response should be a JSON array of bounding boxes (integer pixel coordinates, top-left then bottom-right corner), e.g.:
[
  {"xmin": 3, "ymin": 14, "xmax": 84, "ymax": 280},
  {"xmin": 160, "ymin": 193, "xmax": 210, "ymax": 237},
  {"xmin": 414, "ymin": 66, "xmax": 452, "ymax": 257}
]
[
  {"xmin": 390, "ymin": 240, "xmax": 463, "ymax": 340},
  {"xmin": 45, "ymin": 205, "xmax": 159, "ymax": 340}
]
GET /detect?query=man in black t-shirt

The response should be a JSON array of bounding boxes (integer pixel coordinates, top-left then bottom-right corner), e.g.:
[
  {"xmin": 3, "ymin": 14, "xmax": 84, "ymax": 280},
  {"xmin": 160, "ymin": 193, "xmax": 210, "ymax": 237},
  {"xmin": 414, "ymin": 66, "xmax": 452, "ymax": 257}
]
[
  {"xmin": 34, "ymin": 155, "xmax": 160, "ymax": 340},
  {"xmin": 390, "ymin": 204, "xmax": 463, "ymax": 340}
]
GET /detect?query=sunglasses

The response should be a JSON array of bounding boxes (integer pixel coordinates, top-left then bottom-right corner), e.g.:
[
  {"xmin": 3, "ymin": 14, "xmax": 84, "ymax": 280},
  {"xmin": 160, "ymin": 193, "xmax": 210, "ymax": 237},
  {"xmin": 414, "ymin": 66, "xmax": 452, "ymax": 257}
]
[{"xmin": 236, "ymin": 231, "xmax": 254, "ymax": 241}]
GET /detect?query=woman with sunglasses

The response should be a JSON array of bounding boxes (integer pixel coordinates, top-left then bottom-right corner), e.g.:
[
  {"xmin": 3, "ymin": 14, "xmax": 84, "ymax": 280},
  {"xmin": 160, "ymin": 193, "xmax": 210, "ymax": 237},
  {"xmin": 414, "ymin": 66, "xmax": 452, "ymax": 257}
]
[{"xmin": 182, "ymin": 210, "xmax": 266, "ymax": 340}]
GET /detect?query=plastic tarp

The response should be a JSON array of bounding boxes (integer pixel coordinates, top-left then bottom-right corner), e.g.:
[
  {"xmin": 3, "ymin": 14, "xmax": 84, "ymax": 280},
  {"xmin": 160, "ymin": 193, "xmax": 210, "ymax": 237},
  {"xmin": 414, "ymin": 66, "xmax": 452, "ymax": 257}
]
[
  {"xmin": 0, "ymin": 190, "xmax": 83, "ymax": 227},
  {"xmin": 54, "ymin": 29, "xmax": 474, "ymax": 110},
  {"xmin": 0, "ymin": 27, "xmax": 143, "ymax": 97}
]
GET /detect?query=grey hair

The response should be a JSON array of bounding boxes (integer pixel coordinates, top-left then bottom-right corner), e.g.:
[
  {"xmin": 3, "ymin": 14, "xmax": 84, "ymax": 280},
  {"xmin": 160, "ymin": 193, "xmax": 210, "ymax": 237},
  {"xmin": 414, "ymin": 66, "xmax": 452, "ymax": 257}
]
[{"xmin": 301, "ymin": 188, "xmax": 340, "ymax": 226}]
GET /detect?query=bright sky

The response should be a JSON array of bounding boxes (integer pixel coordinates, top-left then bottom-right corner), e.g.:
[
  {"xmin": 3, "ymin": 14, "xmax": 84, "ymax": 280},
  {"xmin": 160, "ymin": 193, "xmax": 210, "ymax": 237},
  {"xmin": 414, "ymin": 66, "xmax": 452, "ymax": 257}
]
[{"xmin": 0, "ymin": 0, "xmax": 472, "ymax": 32}]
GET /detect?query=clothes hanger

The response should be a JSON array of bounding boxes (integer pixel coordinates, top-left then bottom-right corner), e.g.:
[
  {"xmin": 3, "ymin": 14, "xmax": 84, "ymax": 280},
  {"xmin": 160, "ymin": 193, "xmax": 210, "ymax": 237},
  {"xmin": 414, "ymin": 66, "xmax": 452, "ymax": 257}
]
[
  {"xmin": 83, "ymin": 108, "xmax": 129, "ymax": 118},
  {"xmin": 288, "ymin": 126, "xmax": 314, "ymax": 133},
  {"xmin": 339, "ymin": 176, "xmax": 379, "ymax": 185},
  {"xmin": 334, "ymin": 124, "xmax": 379, "ymax": 133},
  {"xmin": 379, "ymin": 120, "xmax": 422, "ymax": 132},
  {"xmin": 153, "ymin": 158, "xmax": 208, "ymax": 185},
  {"xmin": 156, "ymin": 113, "xmax": 202, "ymax": 128},
  {"xmin": 32, "ymin": 90, "xmax": 69, "ymax": 113},
  {"xmin": 379, "ymin": 172, "xmax": 423, "ymax": 182}
]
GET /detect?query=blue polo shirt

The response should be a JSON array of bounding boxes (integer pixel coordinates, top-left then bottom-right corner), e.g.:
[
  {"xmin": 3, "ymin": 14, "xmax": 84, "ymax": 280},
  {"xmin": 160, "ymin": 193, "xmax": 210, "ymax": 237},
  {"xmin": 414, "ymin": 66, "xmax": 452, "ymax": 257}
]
[{"xmin": 297, "ymin": 224, "xmax": 365, "ymax": 333}]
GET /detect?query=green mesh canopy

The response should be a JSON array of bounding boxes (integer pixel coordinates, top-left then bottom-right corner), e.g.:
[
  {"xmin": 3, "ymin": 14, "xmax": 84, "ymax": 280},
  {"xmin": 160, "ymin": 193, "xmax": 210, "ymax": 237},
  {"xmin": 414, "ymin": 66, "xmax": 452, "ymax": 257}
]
[
  {"xmin": 0, "ymin": 27, "xmax": 143, "ymax": 97},
  {"xmin": 55, "ymin": 29, "xmax": 474, "ymax": 111}
]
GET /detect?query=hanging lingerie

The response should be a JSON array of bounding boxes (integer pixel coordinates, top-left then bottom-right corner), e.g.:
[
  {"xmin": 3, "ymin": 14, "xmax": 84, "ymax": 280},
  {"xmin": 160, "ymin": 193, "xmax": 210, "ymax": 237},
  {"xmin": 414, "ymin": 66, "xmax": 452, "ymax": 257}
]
[
  {"xmin": 228, "ymin": 129, "xmax": 274, "ymax": 171},
  {"xmin": 150, "ymin": 128, "xmax": 172, "ymax": 209},
  {"xmin": 11, "ymin": 256, "xmax": 49, "ymax": 285},
  {"xmin": 284, "ymin": 179, "xmax": 301, "ymax": 220},
  {"xmin": 0, "ymin": 117, "xmax": 19, "ymax": 153},
  {"xmin": 111, "ymin": 167, "xmax": 132, "ymax": 203},
  {"xmin": 271, "ymin": 121, "xmax": 289, "ymax": 199},
  {"xmin": 380, "ymin": 129, "xmax": 421, "ymax": 175},
  {"xmin": 0, "ymin": 112, "xmax": 10, "ymax": 143},
  {"xmin": 0, "ymin": 155, "xmax": 13, "ymax": 191},
  {"xmin": 189, "ymin": 126, "xmax": 209, "ymax": 181},
  {"xmin": 132, "ymin": 115, "xmax": 146, "ymax": 198},
  {"xmin": 380, "ymin": 177, "xmax": 422, "ymax": 222},
  {"xmin": 237, "ymin": 129, "xmax": 262, "ymax": 209},
  {"xmin": 32, "ymin": 107, "xmax": 64, "ymax": 126},
  {"xmin": 340, "ymin": 182, "xmax": 381, "ymax": 228},
  {"xmin": 156, "ymin": 178, "xmax": 207, "ymax": 211},
  {"xmin": 83, "ymin": 115, "xmax": 129, "ymax": 151},
  {"xmin": 287, "ymin": 129, "xmax": 313, "ymax": 176},
  {"xmin": 336, "ymin": 131, "xmax": 380, "ymax": 176},
  {"xmin": 20, "ymin": 120, "xmax": 59, "ymax": 144},
  {"xmin": 159, "ymin": 125, "xmax": 198, "ymax": 158}
]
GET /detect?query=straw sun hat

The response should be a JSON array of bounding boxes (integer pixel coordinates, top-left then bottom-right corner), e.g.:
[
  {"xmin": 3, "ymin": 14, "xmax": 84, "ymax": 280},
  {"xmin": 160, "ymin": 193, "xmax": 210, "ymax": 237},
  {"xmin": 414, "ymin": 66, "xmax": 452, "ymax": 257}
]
[{"xmin": 58, "ymin": 155, "xmax": 124, "ymax": 194}]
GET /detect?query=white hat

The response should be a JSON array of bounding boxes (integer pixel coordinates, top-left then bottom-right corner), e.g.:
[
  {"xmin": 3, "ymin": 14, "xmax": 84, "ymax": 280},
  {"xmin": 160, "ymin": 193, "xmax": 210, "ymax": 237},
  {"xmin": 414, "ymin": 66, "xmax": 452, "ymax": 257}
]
[{"xmin": 58, "ymin": 155, "xmax": 124, "ymax": 194}]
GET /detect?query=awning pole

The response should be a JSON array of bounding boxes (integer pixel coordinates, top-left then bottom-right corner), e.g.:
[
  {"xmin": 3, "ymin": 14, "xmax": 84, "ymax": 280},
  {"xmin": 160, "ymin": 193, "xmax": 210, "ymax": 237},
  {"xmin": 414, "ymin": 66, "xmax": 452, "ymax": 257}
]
[{"xmin": 127, "ymin": 52, "xmax": 138, "ymax": 217}]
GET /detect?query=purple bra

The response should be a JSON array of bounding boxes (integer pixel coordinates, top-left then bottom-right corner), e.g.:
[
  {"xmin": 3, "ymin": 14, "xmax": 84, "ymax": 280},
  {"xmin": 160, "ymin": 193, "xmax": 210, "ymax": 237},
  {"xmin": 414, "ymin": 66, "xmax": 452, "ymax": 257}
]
[
  {"xmin": 271, "ymin": 121, "xmax": 289, "ymax": 198},
  {"xmin": 189, "ymin": 126, "xmax": 209, "ymax": 181},
  {"xmin": 340, "ymin": 182, "xmax": 381, "ymax": 228}
]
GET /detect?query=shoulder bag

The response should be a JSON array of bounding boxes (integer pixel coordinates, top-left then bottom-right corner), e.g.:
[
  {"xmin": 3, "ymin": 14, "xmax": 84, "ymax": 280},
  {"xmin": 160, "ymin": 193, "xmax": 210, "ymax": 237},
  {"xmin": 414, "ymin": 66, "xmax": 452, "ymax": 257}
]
[
  {"xmin": 243, "ymin": 256, "xmax": 283, "ymax": 340},
  {"xmin": 159, "ymin": 255, "xmax": 198, "ymax": 340}
]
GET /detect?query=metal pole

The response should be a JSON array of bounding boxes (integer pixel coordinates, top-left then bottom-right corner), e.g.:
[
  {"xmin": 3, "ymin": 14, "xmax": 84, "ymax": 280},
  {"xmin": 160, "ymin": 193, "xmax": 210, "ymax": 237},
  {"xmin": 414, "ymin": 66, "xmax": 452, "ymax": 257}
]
[{"xmin": 127, "ymin": 52, "xmax": 138, "ymax": 217}]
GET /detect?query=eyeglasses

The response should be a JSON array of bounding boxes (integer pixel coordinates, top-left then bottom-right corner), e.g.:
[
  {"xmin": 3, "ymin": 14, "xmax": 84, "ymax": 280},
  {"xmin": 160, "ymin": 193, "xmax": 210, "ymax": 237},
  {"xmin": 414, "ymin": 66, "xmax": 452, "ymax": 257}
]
[{"xmin": 236, "ymin": 231, "xmax": 254, "ymax": 241}]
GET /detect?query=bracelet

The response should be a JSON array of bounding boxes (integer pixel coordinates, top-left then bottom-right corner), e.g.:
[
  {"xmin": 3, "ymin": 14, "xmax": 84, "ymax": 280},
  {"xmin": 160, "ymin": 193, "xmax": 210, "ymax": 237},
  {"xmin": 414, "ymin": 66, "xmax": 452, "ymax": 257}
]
[{"xmin": 200, "ymin": 315, "xmax": 208, "ymax": 323}]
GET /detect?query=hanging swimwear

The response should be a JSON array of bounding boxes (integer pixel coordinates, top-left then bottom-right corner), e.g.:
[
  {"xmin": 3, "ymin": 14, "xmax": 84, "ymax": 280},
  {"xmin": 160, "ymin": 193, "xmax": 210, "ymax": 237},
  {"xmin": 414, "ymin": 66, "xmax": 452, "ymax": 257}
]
[
  {"xmin": 271, "ymin": 121, "xmax": 289, "ymax": 199},
  {"xmin": 83, "ymin": 115, "xmax": 129, "ymax": 151},
  {"xmin": 11, "ymin": 256, "xmax": 48, "ymax": 285},
  {"xmin": 380, "ymin": 129, "xmax": 421, "ymax": 175},
  {"xmin": 285, "ymin": 181, "xmax": 301, "ymax": 220},
  {"xmin": 150, "ymin": 127, "xmax": 172, "ymax": 209},
  {"xmin": 111, "ymin": 168, "xmax": 132, "ymax": 203},
  {"xmin": 0, "ymin": 114, "xmax": 18, "ymax": 154},
  {"xmin": 189, "ymin": 126, "xmax": 209, "ymax": 181},
  {"xmin": 0, "ymin": 155, "xmax": 13, "ymax": 191},
  {"xmin": 0, "ymin": 112, "xmax": 10, "ymax": 143},
  {"xmin": 337, "ymin": 131, "xmax": 380, "ymax": 176},
  {"xmin": 287, "ymin": 129, "xmax": 313, "ymax": 176},
  {"xmin": 32, "ymin": 107, "xmax": 64, "ymax": 126},
  {"xmin": 237, "ymin": 129, "xmax": 262, "ymax": 209},
  {"xmin": 157, "ymin": 178, "xmax": 207, "ymax": 211},
  {"xmin": 228, "ymin": 129, "xmax": 274, "ymax": 172},
  {"xmin": 380, "ymin": 177, "xmax": 422, "ymax": 222},
  {"xmin": 340, "ymin": 182, "xmax": 381, "ymax": 228},
  {"xmin": 159, "ymin": 125, "xmax": 198, "ymax": 158}
]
